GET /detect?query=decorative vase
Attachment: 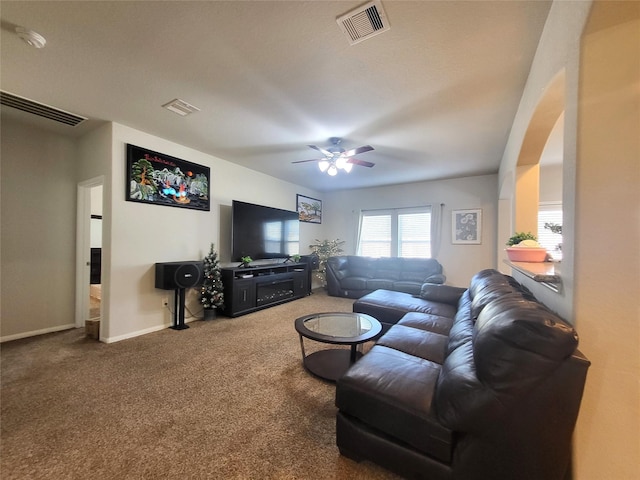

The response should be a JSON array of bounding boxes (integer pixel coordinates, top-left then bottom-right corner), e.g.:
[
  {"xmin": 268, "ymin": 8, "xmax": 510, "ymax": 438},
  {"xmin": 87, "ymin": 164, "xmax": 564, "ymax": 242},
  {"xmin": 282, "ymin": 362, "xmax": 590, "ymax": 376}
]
[{"xmin": 203, "ymin": 308, "xmax": 217, "ymax": 321}]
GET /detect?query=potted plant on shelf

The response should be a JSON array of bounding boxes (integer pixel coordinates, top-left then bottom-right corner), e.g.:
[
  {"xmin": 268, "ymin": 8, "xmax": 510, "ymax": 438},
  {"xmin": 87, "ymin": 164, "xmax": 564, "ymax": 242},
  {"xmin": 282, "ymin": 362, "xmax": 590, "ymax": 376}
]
[
  {"xmin": 201, "ymin": 243, "xmax": 224, "ymax": 320},
  {"xmin": 309, "ymin": 238, "xmax": 345, "ymax": 287},
  {"xmin": 239, "ymin": 256, "xmax": 253, "ymax": 268},
  {"xmin": 505, "ymin": 232, "xmax": 548, "ymax": 262}
]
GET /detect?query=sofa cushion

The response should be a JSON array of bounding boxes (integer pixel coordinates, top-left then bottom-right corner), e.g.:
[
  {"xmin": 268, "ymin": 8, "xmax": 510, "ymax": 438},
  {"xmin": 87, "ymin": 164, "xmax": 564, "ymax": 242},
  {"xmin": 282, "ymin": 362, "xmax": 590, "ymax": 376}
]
[
  {"xmin": 336, "ymin": 345, "xmax": 453, "ymax": 462},
  {"xmin": 367, "ymin": 279, "xmax": 395, "ymax": 291},
  {"xmin": 400, "ymin": 271, "xmax": 428, "ymax": 283},
  {"xmin": 445, "ymin": 312, "xmax": 475, "ymax": 356},
  {"xmin": 419, "ymin": 284, "xmax": 467, "ymax": 306},
  {"xmin": 354, "ymin": 289, "xmax": 458, "ymax": 326},
  {"xmin": 473, "ymin": 296, "xmax": 579, "ymax": 391},
  {"xmin": 435, "ymin": 295, "xmax": 580, "ymax": 434},
  {"xmin": 377, "ymin": 325, "xmax": 448, "ymax": 364},
  {"xmin": 347, "ymin": 255, "xmax": 375, "ymax": 278},
  {"xmin": 341, "ymin": 276, "xmax": 369, "ymax": 290},
  {"xmin": 374, "ymin": 257, "xmax": 402, "ymax": 280},
  {"xmin": 391, "ymin": 280, "xmax": 423, "ymax": 295},
  {"xmin": 402, "ymin": 258, "xmax": 443, "ymax": 276},
  {"xmin": 327, "ymin": 256, "xmax": 349, "ymax": 280},
  {"xmin": 434, "ymin": 341, "xmax": 503, "ymax": 434},
  {"xmin": 397, "ymin": 312, "xmax": 454, "ymax": 336}
]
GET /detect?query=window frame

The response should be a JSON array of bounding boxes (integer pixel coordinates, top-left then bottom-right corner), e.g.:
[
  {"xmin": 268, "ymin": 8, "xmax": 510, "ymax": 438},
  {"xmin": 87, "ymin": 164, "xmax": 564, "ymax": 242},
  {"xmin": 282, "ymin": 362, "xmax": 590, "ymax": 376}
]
[{"xmin": 357, "ymin": 205, "xmax": 433, "ymax": 258}]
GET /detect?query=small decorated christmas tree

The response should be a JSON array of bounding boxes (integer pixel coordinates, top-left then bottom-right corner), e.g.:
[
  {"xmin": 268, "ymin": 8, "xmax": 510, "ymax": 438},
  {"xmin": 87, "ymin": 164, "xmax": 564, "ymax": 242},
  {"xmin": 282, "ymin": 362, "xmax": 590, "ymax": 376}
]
[{"xmin": 201, "ymin": 243, "xmax": 224, "ymax": 311}]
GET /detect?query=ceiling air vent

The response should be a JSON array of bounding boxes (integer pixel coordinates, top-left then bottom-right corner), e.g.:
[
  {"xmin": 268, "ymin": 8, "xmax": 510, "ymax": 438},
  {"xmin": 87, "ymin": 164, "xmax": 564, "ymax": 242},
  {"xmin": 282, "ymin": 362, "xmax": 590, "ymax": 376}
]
[
  {"xmin": 162, "ymin": 98, "xmax": 200, "ymax": 117},
  {"xmin": 0, "ymin": 91, "xmax": 86, "ymax": 126},
  {"xmin": 336, "ymin": 0, "xmax": 390, "ymax": 45}
]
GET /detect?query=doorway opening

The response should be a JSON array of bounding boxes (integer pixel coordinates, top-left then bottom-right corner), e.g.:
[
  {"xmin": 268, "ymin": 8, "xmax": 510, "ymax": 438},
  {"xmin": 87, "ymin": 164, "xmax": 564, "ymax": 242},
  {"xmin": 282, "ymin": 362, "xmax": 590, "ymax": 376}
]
[{"xmin": 75, "ymin": 177, "xmax": 104, "ymax": 338}]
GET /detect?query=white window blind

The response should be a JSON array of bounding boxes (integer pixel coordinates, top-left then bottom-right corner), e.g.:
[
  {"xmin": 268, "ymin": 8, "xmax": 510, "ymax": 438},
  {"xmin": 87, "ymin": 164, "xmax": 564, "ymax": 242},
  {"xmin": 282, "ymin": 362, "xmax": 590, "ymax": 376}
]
[
  {"xmin": 358, "ymin": 206, "xmax": 432, "ymax": 258},
  {"xmin": 358, "ymin": 212, "xmax": 392, "ymax": 257},
  {"xmin": 398, "ymin": 211, "xmax": 431, "ymax": 257}
]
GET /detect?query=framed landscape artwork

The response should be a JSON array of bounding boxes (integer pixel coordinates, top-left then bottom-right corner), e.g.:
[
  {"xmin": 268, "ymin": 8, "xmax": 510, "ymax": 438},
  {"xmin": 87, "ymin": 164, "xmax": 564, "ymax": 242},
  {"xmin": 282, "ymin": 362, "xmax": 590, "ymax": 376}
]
[
  {"xmin": 452, "ymin": 209, "xmax": 482, "ymax": 244},
  {"xmin": 126, "ymin": 144, "xmax": 210, "ymax": 211},
  {"xmin": 297, "ymin": 194, "xmax": 322, "ymax": 224}
]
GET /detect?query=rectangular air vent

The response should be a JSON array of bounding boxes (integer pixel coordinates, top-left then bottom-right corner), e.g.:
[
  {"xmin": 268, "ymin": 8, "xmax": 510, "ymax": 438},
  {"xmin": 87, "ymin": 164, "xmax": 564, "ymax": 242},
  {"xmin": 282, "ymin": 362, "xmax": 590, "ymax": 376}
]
[
  {"xmin": 162, "ymin": 98, "xmax": 200, "ymax": 117},
  {"xmin": 0, "ymin": 91, "xmax": 86, "ymax": 126},
  {"xmin": 336, "ymin": 0, "xmax": 390, "ymax": 45}
]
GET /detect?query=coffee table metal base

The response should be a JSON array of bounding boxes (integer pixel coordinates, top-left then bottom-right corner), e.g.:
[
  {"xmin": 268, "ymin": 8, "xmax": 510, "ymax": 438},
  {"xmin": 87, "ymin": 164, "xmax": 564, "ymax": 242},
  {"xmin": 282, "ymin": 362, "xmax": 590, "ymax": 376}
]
[
  {"xmin": 303, "ymin": 348, "xmax": 363, "ymax": 382},
  {"xmin": 295, "ymin": 312, "xmax": 381, "ymax": 383}
]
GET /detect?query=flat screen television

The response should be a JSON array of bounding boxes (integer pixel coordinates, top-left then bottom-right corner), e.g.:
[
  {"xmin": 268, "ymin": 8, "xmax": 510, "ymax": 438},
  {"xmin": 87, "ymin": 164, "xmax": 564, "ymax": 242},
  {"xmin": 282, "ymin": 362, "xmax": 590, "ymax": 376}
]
[{"xmin": 231, "ymin": 200, "xmax": 300, "ymax": 262}]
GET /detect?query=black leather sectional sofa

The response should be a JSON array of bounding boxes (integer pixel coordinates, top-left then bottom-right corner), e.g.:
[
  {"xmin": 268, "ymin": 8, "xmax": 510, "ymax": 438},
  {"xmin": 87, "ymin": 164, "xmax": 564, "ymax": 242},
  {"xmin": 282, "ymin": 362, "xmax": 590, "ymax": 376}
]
[
  {"xmin": 326, "ymin": 256, "xmax": 446, "ymax": 299},
  {"xmin": 335, "ymin": 269, "xmax": 590, "ymax": 480}
]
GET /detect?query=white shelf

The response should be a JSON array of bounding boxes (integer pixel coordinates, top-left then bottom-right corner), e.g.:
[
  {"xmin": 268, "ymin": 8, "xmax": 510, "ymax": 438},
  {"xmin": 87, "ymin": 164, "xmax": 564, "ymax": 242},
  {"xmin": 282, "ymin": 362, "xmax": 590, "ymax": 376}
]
[{"xmin": 504, "ymin": 260, "xmax": 562, "ymax": 293}]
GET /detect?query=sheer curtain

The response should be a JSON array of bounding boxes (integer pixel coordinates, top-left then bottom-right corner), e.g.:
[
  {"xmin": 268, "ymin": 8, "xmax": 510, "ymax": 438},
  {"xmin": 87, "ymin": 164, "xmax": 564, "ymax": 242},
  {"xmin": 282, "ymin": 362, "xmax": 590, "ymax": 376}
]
[{"xmin": 430, "ymin": 203, "xmax": 445, "ymax": 258}]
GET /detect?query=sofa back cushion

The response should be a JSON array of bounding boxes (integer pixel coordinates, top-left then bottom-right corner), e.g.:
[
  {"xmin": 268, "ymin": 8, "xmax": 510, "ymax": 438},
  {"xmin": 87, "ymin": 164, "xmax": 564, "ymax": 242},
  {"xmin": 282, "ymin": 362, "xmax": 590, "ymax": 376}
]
[
  {"xmin": 400, "ymin": 258, "xmax": 444, "ymax": 282},
  {"xmin": 373, "ymin": 257, "xmax": 402, "ymax": 280},
  {"xmin": 327, "ymin": 256, "xmax": 349, "ymax": 280},
  {"xmin": 347, "ymin": 255, "xmax": 376, "ymax": 278},
  {"xmin": 435, "ymin": 293, "xmax": 579, "ymax": 433},
  {"xmin": 468, "ymin": 269, "xmax": 536, "ymax": 321},
  {"xmin": 473, "ymin": 296, "xmax": 578, "ymax": 390}
]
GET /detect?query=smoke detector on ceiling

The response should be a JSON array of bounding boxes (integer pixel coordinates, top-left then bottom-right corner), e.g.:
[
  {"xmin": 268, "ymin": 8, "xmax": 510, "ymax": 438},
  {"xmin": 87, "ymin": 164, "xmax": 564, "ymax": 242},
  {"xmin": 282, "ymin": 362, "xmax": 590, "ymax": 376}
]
[
  {"xmin": 336, "ymin": 0, "xmax": 390, "ymax": 46},
  {"xmin": 15, "ymin": 26, "xmax": 46, "ymax": 49}
]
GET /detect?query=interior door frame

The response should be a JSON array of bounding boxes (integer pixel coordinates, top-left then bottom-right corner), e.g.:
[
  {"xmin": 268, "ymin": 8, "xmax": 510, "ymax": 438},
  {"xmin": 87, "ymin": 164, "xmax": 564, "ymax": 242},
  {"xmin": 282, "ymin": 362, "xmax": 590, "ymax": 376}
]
[{"xmin": 75, "ymin": 176, "xmax": 104, "ymax": 330}]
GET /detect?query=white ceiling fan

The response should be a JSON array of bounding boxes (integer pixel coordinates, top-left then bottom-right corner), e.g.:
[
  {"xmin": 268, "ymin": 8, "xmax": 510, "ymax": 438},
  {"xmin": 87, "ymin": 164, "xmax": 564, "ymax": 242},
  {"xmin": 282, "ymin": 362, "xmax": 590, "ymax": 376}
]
[{"xmin": 292, "ymin": 137, "xmax": 375, "ymax": 176}]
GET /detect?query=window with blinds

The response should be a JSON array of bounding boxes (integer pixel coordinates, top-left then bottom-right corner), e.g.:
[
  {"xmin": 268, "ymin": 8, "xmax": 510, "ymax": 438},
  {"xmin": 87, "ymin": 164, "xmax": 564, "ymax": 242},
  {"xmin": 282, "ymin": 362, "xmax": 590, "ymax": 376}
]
[
  {"xmin": 538, "ymin": 203, "xmax": 563, "ymax": 260},
  {"xmin": 357, "ymin": 206, "xmax": 432, "ymax": 258}
]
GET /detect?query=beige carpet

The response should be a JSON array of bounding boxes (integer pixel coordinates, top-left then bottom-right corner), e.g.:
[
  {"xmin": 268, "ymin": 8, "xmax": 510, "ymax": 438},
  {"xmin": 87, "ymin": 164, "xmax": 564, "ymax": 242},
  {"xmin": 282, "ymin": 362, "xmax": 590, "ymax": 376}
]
[{"xmin": 1, "ymin": 290, "xmax": 401, "ymax": 480}]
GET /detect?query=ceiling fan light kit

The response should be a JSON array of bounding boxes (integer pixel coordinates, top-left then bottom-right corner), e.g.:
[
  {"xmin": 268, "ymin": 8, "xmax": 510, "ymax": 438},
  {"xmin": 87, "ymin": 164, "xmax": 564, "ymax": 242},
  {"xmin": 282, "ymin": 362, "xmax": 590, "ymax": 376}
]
[
  {"xmin": 15, "ymin": 27, "xmax": 47, "ymax": 49},
  {"xmin": 292, "ymin": 138, "xmax": 375, "ymax": 177}
]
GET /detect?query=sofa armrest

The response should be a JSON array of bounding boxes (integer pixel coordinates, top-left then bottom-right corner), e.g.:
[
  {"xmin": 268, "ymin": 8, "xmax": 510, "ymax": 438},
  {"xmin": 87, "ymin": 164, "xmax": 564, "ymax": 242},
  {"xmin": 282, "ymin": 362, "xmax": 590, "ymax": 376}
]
[
  {"xmin": 419, "ymin": 284, "xmax": 467, "ymax": 306},
  {"xmin": 424, "ymin": 273, "xmax": 446, "ymax": 285}
]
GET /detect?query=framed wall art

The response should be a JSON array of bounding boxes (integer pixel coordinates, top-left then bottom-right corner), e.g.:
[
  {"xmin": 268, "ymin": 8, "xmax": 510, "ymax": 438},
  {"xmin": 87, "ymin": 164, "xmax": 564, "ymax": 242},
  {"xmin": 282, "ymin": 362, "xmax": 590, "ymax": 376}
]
[
  {"xmin": 452, "ymin": 209, "xmax": 482, "ymax": 244},
  {"xmin": 296, "ymin": 194, "xmax": 322, "ymax": 224},
  {"xmin": 126, "ymin": 144, "xmax": 210, "ymax": 211}
]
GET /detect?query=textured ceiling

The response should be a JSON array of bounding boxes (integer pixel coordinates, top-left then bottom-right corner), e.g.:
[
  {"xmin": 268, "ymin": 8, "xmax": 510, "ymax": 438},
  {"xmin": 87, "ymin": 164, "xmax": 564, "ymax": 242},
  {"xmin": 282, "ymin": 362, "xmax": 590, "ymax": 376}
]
[{"xmin": 0, "ymin": 1, "xmax": 552, "ymax": 192}]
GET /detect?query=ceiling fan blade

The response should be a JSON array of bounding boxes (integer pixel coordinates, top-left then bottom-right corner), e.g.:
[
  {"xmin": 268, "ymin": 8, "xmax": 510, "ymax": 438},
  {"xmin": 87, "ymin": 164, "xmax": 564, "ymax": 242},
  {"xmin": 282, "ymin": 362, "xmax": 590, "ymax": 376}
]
[
  {"xmin": 308, "ymin": 144, "xmax": 333, "ymax": 157},
  {"xmin": 291, "ymin": 158, "xmax": 324, "ymax": 164},
  {"xmin": 348, "ymin": 158, "xmax": 375, "ymax": 168},
  {"xmin": 342, "ymin": 145, "xmax": 374, "ymax": 157}
]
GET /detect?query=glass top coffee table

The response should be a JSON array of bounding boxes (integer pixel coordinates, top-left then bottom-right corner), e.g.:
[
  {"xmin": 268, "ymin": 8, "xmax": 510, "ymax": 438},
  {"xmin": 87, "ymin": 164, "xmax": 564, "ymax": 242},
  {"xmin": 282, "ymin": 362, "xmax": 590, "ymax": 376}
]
[{"xmin": 294, "ymin": 312, "xmax": 382, "ymax": 382}]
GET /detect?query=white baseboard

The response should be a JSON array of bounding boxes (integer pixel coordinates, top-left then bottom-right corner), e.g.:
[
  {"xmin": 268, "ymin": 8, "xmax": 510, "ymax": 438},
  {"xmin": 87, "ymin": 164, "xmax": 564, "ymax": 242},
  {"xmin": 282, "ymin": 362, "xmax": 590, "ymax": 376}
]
[
  {"xmin": 0, "ymin": 323, "xmax": 77, "ymax": 343},
  {"xmin": 102, "ymin": 318, "xmax": 196, "ymax": 344},
  {"xmin": 1, "ymin": 318, "xmax": 197, "ymax": 344}
]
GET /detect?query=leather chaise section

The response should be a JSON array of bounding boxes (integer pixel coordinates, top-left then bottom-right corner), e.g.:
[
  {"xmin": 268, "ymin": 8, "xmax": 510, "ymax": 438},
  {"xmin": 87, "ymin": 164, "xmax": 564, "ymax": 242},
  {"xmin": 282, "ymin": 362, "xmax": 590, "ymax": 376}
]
[{"xmin": 336, "ymin": 345, "xmax": 454, "ymax": 463}]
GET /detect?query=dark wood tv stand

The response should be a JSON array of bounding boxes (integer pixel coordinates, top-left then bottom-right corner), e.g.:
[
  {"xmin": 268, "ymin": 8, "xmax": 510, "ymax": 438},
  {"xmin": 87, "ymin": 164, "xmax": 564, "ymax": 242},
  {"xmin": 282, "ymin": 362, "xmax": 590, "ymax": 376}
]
[{"xmin": 221, "ymin": 262, "xmax": 310, "ymax": 317}]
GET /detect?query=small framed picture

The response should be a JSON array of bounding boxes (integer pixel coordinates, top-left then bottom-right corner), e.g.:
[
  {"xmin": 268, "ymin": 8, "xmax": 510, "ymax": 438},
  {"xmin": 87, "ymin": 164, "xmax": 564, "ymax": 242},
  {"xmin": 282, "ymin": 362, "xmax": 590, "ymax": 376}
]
[
  {"xmin": 297, "ymin": 194, "xmax": 322, "ymax": 224},
  {"xmin": 452, "ymin": 209, "xmax": 482, "ymax": 244}
]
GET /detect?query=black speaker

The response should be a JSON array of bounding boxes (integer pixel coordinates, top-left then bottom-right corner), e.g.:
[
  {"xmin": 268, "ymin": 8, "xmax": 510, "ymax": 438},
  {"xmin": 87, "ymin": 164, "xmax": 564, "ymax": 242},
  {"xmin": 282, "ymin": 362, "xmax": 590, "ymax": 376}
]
[{"xmin": 155, "ymin": 261, "xmax": 204, "ymax": 290}]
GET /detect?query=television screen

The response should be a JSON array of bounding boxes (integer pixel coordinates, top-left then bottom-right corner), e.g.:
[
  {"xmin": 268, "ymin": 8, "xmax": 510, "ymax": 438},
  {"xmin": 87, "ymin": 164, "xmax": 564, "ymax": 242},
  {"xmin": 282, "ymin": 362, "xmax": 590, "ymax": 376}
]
[{"xmin": 232, "ymin": 200, "xmax": 300, "ymax": 262}]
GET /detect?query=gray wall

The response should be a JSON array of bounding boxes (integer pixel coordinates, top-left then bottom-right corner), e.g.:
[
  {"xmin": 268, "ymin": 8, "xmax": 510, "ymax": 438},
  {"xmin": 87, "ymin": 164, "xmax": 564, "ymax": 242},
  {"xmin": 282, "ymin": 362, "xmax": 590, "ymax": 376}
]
[{"xmin": 1, "ymin": 119, "xmax": 78, "ymax": 339}]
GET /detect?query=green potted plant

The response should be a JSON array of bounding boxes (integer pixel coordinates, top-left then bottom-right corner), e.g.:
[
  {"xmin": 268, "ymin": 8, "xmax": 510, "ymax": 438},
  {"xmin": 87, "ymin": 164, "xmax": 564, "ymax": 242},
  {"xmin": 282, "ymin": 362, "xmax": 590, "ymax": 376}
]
[
  {"xmin": 505, "ymin": 232, "xmax": 547, "ymax": 262},
  {"xmin": 309, "ymin": 238, "xmax": 345, "ymax": 286},
  {"xmin": 240, "ymin": 255, "xmax": 253, "ymax": 268},
  {"xmin": 506, "ymin": 231, "xmax": 538, "ymax": 246},
  {"xmin": 201, "ymin": 243, "xmax": 224, "ymax": 319}
]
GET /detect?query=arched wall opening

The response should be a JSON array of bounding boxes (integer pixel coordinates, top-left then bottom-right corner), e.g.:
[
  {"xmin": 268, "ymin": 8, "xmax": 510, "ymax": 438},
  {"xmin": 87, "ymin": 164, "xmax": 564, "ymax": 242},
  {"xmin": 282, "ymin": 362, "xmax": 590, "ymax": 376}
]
[
  {"xmin": 499, "ymin": 70, "xmax": 565, "ymax": 270},
  {"xmin": 514, "ymin": 69, "xmax": 565, "ymax": 235}
]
